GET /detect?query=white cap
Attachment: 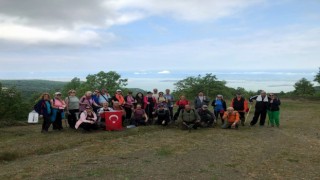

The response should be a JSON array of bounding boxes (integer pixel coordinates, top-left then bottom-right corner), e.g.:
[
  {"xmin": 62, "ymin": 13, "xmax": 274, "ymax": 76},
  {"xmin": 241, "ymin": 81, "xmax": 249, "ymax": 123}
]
[
  {"xmin": 54, "ymin": 92, "xmax": 62, "ymax": 95},
  {"xmin": 116, "ymin": 89, "xmax": 122, "ymax": 92}
]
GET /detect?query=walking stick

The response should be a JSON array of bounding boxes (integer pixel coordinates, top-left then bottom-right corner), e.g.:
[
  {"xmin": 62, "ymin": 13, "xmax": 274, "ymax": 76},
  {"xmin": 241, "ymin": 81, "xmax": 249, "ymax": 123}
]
[{"xmin": 245, "ymin": 104, "xmax": 252, "ymax": 123}]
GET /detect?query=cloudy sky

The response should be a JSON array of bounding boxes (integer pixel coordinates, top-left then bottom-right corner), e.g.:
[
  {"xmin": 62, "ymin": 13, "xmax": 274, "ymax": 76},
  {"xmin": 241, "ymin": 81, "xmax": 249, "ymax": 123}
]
[{"xmin": 0, "ymin": 0, "xmax": 319, "ymax": 87}]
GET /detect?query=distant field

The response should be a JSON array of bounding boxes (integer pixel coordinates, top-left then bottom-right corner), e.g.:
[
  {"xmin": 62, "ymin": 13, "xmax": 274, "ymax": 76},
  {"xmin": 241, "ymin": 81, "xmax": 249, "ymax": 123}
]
[{"xmin": 0, "ymin": 99, "xmax": 319, "ymax": 179}]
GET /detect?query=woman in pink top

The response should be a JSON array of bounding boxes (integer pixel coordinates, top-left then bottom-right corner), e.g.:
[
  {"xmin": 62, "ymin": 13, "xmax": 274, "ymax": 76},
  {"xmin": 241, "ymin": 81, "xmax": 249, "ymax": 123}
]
[
  {"xmin": 79, "ymin": 91, "xmax": 101, "ymax": 113},
  {"xmin": 51, "ymin": 92, "xmax": 66, "ymax": 130},
  {"xmin": 75, "ymin": 106, "xmax": 98, "ymax": 131}
]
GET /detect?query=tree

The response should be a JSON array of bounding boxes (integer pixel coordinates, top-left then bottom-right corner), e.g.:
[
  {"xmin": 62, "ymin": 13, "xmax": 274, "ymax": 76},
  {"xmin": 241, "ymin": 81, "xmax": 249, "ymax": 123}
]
[
  {"xmin": 293, "ymin": 78, "xmax": 315, "ymax": 96},
  {"xmin": 68, "ymin": 71, "xmax": 128, "ymax": 96},
  {"xmin": 173, "ymin": 73, "xmax": 235, "ymax": 100},
  {"xmin": 62, "ymin": 77, "xmax": 82, "ymax": 95},
  {"xmin": 314, "ymin": 67, "xmax": 320, "ymax": 84}
]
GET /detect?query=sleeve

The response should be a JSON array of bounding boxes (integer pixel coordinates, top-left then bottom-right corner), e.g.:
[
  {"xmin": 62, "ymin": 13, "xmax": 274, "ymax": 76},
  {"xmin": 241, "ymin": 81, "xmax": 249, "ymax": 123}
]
[
  {"xmin": 249, "ymin": 95, "xmax": 258, "ymax": 102},
  {"xmin": 92, "ymin": 112, "xmax": 97, "ymax": 121},
  {"xmin": 244, "ymin": 100, "xmax": 249, "ymax": 111},
  {"xmin": 211, "ymin": 100, "xmax": 216, "ymax": 107},
  {"xmin": 222, "ymin": 112, "xmax": 228, "ymax": 120},
  {"xmin": 223, "ymin": 101, "xmax": 227, "ymax": 110},
  {"xmin": 235, "ymin": 112, "xmax": 240, "ymax": 123},
  {"xmin": 230, "ymin": 98, "xmax": 234, "ymax": 107}
]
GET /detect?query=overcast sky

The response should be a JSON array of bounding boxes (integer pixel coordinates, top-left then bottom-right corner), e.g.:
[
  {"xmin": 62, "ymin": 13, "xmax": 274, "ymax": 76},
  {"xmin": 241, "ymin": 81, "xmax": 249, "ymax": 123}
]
[{"xmin": 0, "ymin": 0, "xmax": 319, "ymax": 80}]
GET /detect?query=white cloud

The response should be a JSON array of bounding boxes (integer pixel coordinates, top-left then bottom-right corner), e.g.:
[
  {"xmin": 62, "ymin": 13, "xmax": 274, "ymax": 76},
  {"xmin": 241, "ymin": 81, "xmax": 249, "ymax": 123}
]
[
  {"xmin": 0, "ymin": 0, "xmax": 264, "ymax": 45},
  {"xmin": 158, "ymin": 70, "xmax": 171, "ymax": 74},
  {"xmin": 0, "ymin": 23, "xmax": 109, "ymax": 45},
  {"xmin": 108, "ymin": 0, "xmax": 264, "ymax": 21}
]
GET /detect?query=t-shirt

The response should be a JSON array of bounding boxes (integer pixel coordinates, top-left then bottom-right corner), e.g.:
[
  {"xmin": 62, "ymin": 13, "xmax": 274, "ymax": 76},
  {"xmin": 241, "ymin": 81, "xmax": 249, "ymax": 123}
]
[
  {"xmin": 66, "ymin": 96, "xmax": 79, "ymax": 110},
  {"xmin": 134, "ymin": 109, "xmax": 145, "ymax": 119},
  {"xmin": 99, "ymin": 94, "xmax": 111, "ymax": 104},
  {"xmin": 164, "ymin": 94, "xmax": 174, "ymax": 107}
]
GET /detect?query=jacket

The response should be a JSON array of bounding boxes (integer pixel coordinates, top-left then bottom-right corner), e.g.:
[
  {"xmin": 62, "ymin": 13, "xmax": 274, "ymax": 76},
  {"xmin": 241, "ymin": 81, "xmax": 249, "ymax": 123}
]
[
  {"xmin": 222, "ymin": 111, "xmax": 240, "ymax": 123},
  {"xmin": 267, "ymin": 98, "xmax": 281, "ymax": 111},
  {"xmin": 211, "ymin": 99, "xmax": 227, "ymax": 112},
  {"xmin": 194, "ymin": 96, "xmax": 210, "ymax": 109},
  {"xmin": 249, "ymin": 95, "xmax": 268, "ymax": 111},
  {"xmin": 178, "ymin": 109, "xmax": 200, "ymax": 123},
  {"xmin": 231, "ymin": 97, "xmax": 248, "ymax": 112}
]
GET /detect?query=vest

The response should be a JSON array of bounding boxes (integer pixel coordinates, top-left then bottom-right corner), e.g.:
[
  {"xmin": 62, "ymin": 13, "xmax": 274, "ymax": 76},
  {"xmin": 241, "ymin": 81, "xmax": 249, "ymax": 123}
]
[{"xmin": 233, "ymin": 97, "xmax": 245, "ymax": 111}]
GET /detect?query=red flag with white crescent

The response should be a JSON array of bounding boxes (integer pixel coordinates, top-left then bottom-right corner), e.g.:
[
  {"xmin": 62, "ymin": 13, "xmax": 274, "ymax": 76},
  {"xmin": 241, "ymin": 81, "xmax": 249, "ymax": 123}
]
[{"xmin": 104, "ymin": 111, "xmax": 123, "ymax": 131}]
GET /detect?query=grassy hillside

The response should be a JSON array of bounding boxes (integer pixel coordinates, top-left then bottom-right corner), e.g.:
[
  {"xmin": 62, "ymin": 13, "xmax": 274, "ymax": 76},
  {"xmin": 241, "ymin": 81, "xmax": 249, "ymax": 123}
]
[{"xmin": 0, "ymin": 99, "xmax": 319, "ymax": 179}]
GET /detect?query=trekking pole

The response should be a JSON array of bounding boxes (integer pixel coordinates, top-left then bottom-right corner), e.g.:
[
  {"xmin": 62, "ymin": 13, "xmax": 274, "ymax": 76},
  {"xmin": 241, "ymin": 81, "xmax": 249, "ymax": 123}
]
[{"xmin": 245, "ymin": 104, "xmax": 252, "ymax": 123}]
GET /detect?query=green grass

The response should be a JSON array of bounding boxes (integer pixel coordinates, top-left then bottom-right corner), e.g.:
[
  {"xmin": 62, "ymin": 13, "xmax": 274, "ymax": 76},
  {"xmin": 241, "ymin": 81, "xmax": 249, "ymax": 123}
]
[{"xmin": 0, "ymin": 99, "xmax": 319, "ymax": 179}]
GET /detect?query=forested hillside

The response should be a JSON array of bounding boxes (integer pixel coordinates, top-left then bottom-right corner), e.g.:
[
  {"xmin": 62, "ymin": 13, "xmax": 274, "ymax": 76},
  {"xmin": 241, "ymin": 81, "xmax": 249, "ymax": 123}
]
[{"xmin": 0, "ymin": 80, "xmax": 67, "ymax": 97}]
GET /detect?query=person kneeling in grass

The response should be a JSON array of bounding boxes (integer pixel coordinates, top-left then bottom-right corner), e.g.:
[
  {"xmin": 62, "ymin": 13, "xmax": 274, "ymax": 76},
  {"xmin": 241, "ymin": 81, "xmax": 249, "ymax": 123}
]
[
  {"xmin": 177, "ymin": 104, "xmax": 201, "ymax": 130},
  {"xmin": 153, "ymin": 103, "xmax": 170, "ymax": 126},
  {"xmin": 221, "ymin": 107, "xmax": 240, "ymax": 129},
  {"xmin": 131, "ymin": 104, "xmax": 148, "ymax": 126},
  {"xmin": 75, "ymin": 106, "xmax": 98, "ymax": 131}
]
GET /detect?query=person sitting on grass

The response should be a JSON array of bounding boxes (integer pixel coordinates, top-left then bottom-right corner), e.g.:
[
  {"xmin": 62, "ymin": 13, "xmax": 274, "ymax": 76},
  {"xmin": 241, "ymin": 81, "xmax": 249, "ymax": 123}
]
[
  {"xmin": 98, "ymin": 102, "xmax": 114, "ymax": 129},
  {"xmin": 75, "ymin": 106, "xmax": 98, "ymax": 132},
  {"xmin": 112, "ymin": 101, "xmax": 126, "ymax": 126},
  {"xmin": 177, "ymin": 104, "xmax": 201, "ymax": 130},
  {"xmin": 221, "ymin": 107, "xmax": 240, "ymax": 129},
  {"xmin": 153, "ymin": 103, "xmax": 170, "ymax": 126},
  {"xmin": 197, "ymin": 104, "xmax": 216, "ymax": 128},
  {"xmin": 131, "ymin": 104, "xmax": 148, "ymax": 126}
]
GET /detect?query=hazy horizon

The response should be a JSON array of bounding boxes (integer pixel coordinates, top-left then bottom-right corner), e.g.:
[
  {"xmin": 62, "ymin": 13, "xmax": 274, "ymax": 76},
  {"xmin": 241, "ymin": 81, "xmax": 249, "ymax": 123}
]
[{"xmin": 1, "ymin": 69, "xmax": 318, "ymax": 93}]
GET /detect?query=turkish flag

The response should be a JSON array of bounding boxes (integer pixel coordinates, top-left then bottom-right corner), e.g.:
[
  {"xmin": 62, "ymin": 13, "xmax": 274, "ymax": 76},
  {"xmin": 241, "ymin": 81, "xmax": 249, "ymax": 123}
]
[{"xmin": 104, "ymin": 111, "xmax": 123, "ymax": 131}]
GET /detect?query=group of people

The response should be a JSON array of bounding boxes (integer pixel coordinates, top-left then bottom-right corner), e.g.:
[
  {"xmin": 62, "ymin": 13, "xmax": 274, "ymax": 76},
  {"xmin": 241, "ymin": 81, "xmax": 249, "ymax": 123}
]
[{"xmin": 34, "ymin": 88, "xmax": 281, "ymax": 133}]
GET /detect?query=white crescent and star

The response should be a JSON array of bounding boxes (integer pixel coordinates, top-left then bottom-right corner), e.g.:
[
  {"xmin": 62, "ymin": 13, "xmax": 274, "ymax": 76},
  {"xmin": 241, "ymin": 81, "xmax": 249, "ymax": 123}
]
[{"xmin": 109, "ymin": 114, "xmax": 119, "ymax": 123}]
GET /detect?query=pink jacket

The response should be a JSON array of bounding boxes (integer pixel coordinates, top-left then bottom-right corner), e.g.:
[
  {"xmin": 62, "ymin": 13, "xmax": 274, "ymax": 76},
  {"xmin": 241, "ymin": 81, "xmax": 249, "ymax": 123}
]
[{"xmin": 75, "ymin": 110, "xmax": 97, "ymax": 129}]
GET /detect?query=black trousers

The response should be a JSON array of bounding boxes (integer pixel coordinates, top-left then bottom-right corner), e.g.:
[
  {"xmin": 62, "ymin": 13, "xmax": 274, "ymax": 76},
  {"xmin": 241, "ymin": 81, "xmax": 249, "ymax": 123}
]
[
  {"xmin": 42, "ymin": 116, "xmax": 52, "ymax": 131},
  {"xmin": 250, "ymin": 109, "xmax": 267, "ymax": 126},
  {"xmin": 53, "ymin": 111, "xmax": 63, "ymax": 130},
  {"xmin": 168, "ymin": 106, "xmax": 173, "ymax": 120},
  {"xmin": 68, "ymin": 109, "xmax": 79, "ymax": 129},
  {"xmin": 238, "ymin": 112, "xmax": 245, "ymax": 124},
  {"xmin": 124, "ymin": 106, "xmax": 133, "ymax": 120},
  {"xmin": 81, "ymin": 122, "xmax": 98, "ymax": 131},
  {"xmin": 214, "ymin": 111, "xmax": 224, "ymax": 124}
]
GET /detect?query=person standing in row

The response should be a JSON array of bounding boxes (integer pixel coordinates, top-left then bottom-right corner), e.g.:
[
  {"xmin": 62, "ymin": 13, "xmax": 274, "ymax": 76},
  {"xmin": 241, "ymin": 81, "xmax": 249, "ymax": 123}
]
[
  {"xmin": 65, "ymin": 90, "xmax": 79, "ymax": 129},
  {"xmin": 249, "ymin": 90, "xmax": 269, "ymax": 127},
  {"xmin": 124, "ymin": 91, "xmax": 135, "ymax": 121},
  {"xmin": 230, "ymin": 92, "xmax": 249, "ymax": 126},
  {"xmin": 34, "ymin": 92, "xmax": 52, "ymax": 133},
  {"xmin": 164, "ymin": 89, "xmax": 174, "ymax": 120},
  {"xmin": 99, "ymin": 89, "xmax": 111, "ymax": 105},
  {"xmin": 212, "ymin": 95, "xmax": 227, "ymax": 125},
  {"xmin": 194, "ymin": 91, "xmax": 210, "ymax": 110},
  {"xmin": 135, "ymin": 92, "xmax": 145, "ymax": 109},
  {"xmin": 173, "ymin": 95, "xmax": 189, "ymax": 121},
  {"xmin": 51, "ymin": 92, "xmax": 66, "ymax": 131},
  {"xmin": 112, "ymin": 89, "xmax": 125, "ymax": 106},
  {"xmin": 267, "ymin": 93, "xmax": 281, "ymax": 127},
  {"xmin": 144, "ymin": 91, "xmax": 156, "ymax": 124},
  {"xmin": 79, "ymin": 91, "xmax": 100, "ymax": 114}
]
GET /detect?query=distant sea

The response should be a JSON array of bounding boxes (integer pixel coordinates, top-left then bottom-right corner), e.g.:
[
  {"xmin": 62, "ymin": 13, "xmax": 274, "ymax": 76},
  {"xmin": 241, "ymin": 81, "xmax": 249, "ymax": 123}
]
[
  {"xmin": 122, "ymin": 69, "xmax": 318, "ymax": 93},
  {"xmin": 1, "ymin": 69, "xmax": 318, "ymax": 93}
]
